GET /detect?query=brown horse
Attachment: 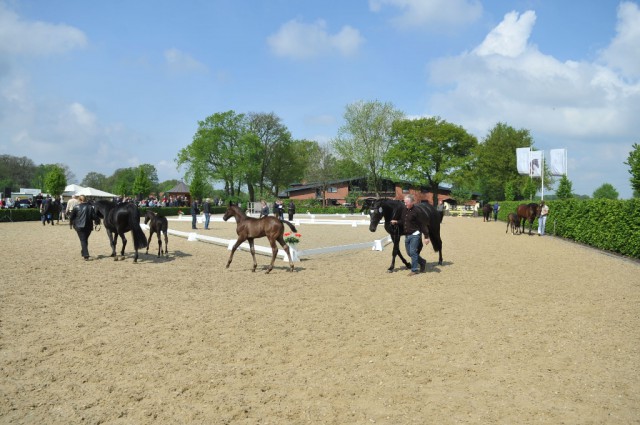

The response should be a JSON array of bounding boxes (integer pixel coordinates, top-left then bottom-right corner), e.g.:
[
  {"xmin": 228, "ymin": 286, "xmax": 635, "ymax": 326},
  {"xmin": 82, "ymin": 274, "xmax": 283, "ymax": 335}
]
[
  {"xmin": 505, "ymin": 212, "xmax": 520, "ymax": 235},
  {"xmin": 516, "ymin": 203, "xmax": 539, "ymax": 235},
  {"xmin": 482, "ymin": 204, "xmax": 492, "ymax": 221},
  {"xmin": 223, "ymin": 204, "xmax": 297, "ymax": 273}
]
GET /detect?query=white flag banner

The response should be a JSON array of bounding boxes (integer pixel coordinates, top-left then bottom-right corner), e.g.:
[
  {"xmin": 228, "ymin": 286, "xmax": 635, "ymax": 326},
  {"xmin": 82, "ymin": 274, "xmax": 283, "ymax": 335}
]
[
  {"xmin": 550, "ymin": 149, "xmax": 567, "ymax": 176},
  {"xmin": 516, "ymin": 147, "xmax": 530, "ymax": 175},
  {"xmin": 529, "ymin": 150, "xmax": 543, "ymax": 177}
]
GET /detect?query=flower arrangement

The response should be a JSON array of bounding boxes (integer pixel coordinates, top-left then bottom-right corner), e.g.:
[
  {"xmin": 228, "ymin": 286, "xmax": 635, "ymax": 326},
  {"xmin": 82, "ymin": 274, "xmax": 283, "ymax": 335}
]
[
  {"xmin": 284, "ymin": 232, "xmax": 302, "ymax": 244},
  {"xmin": 177, "ymin": 210, "xmax": 184, "ymax": 216}
]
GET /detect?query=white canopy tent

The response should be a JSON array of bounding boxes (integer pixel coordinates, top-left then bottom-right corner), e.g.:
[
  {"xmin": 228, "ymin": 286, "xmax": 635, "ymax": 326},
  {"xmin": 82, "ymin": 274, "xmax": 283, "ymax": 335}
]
[{"xmin": 62, "ymin": 184, "xmax": 117, "ymax": 198}]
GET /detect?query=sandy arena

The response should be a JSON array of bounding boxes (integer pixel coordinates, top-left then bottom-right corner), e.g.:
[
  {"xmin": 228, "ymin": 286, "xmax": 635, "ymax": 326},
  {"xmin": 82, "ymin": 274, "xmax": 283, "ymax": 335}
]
[{"xmin": 1, "ymin": 213, "xmax": 639, "ymax": 424}]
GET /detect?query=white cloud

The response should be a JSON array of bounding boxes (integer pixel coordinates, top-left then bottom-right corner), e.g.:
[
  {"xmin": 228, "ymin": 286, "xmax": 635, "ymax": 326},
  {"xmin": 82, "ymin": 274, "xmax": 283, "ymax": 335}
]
[
  {"xmin": 369, "ymin": 0, "xmax": 482, "ymax": 30},
  {"xmin": 164, "ymin": 48, "xmax": 208, "ymax": 73},
  {"xmin": 0, "ymin": 2, "xmax": 87, "ymax": 55},
  {"xmin": 267, "ymin": 19, "xmax": 364, "ymax": 59},
  {"xmin": 599, "ymin": 1, "xmax": 640, "ymax": 78},
  {"xmin": 474, "ymin": 10, "xmax": 536, "ymax": 58},
  {"xmin": 426, "ymin": 7, "xmax": 640, "ymax": 197}
]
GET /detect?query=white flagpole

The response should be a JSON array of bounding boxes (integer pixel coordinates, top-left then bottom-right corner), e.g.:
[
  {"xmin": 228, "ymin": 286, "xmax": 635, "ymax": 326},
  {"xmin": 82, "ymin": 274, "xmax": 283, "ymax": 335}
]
[{"xmin": 541, "ymin": 152, "xmax": 545, "ymax": 200}]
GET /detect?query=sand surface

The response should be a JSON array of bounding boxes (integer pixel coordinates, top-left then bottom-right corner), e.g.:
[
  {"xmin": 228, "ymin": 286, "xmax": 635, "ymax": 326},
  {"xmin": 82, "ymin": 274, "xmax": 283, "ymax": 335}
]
[{"xmin": 1, "ymin": 213, "xmax": 639, "ymax": 424}]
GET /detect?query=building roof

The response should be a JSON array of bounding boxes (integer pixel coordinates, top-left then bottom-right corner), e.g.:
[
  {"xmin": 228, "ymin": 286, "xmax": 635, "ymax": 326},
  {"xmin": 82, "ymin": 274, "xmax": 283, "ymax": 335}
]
[{"xmin": 166, "ymin": 181, "xmax": 190, "ymax": 194}]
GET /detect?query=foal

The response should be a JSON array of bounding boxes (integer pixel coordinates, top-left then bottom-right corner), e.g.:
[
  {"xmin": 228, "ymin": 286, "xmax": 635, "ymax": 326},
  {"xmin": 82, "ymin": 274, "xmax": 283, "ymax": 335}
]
[
  {"xmin": 144, "ymin": 210, "xmax": 169, "ymax": 257},
  {"xmin": 505, "ymin": 212, "xmax": 520, "ymax": 235},
  {"xmin": 223, "ymin": 204, "xmax": 297, "ymax": 273}
]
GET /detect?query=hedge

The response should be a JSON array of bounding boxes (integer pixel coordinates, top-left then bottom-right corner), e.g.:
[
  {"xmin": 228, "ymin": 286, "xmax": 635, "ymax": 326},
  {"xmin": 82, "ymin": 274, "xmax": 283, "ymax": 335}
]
[{"xmin": 495, "ymin": 199, "xmax": 640, "ymax": 259}]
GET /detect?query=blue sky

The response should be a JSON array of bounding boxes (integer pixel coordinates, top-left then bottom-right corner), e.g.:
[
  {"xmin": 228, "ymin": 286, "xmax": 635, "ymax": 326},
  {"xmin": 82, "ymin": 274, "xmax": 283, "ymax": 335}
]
[{"xmin": 1, "ymin": 0, "xmax": 638, "ymax": 198}]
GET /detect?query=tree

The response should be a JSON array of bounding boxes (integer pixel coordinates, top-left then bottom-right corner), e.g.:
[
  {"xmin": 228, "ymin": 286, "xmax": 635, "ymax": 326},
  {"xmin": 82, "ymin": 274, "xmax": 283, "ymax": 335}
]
[
  {"xmin": 0, "ymin": 155, "xmax": 37, "ymax": 191},
  {"xmin": 177, "ymin": 111, "xmax": 257, "ymax": 199},
  {"xmin": 132, "ymin": 166, "xmax": 153, "ymax": 199},
  {"xmin": 593, "ymin": 183, "xmax": 619, "ymax": 199},
  {"xmin": 81, "ymin": 172, "xmax": 108, "ymax": 189},
  {"xmin": 624, "ymin": 143, "xmax": 640, "ymax": 197},
  {"xmin": 385, "ymin": 117, "xmax": 477, "ymax": 205},
  {"xmin": 43, "ymin": 165, "xmax": 67, "ymax": 197},
  {"xmin": 305, "ymin": 144, "xmax": 339, "ymax": 206},
  {"xmin": 247, "ymin": 112, "xmax": 292, "ymax": 196},
  {"xmin": 333, "ymin": 100, "xmax": 404, "ymax": 195},
  {"xmin": 555, "ymin": 175, "xmax": 574, "ymax": 199},
  {"xmin": 474, "ymin": 123, "xmax": 539, "ymax": 201},
  {"xmin": 107, "ymin": 168, "xmax": 137, "ymax": 197},
  {"xmin": 189, "ymin": 166, "xmax": 209, "ymax": 201}
]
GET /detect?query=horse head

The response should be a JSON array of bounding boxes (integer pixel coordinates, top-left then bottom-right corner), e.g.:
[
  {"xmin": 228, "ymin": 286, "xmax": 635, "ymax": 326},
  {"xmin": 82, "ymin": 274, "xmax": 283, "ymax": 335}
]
[
  {"xmin": 223, "ymin": 205, "xmax": 240, "ymax": 222},
  {"xmin": 368, "ymin": 200, "xmax": 385, "ymax": 232}
]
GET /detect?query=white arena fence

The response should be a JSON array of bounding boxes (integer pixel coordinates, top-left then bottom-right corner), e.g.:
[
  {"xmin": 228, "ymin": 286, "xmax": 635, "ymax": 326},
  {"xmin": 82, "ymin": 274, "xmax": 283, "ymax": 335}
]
[{"xmin": 142, "ymin": 212, "xmax": 393, "ymax": 262}]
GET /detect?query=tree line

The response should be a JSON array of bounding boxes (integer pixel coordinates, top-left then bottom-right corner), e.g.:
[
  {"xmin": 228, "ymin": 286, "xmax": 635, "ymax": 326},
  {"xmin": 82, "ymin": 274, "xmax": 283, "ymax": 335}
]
[{"xmin": 3, "ymin": 101, "xmax": 638, "ymax": 202}]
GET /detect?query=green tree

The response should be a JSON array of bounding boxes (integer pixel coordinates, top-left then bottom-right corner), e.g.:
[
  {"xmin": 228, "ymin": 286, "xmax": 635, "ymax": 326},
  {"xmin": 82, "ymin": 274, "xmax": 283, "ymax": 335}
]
[
  {"xmin": 593, "ymin": 183, "xmax": 619, "ymax": 199},
  {"xmin": 81, "ymin": 172, "xmax": 108, "ymax": 189},
  {"xmin": 504, "ymin": 180, "xmax": 517, "ymax": 201},
  {"xmin": 189, "ymin": 166, "xmax": 209, "ymax": 201},
  {"xmin": 108, "ymin": 168, "xmax": 137, "ymax": 197},
  {"xmin": 306, "ymin": 144, "xmax": 339, "ymax": 206},
  {"xmin": 385, "ymin": 117, "xmax": 477, "ymax": 205},
  {"xmin": 624, "ymin": 143, "xmax": 640, "ymax": 197},
  {"xmin": 247, "ymin": 112, "xmax": 292, "ymax": 196},
  {"xmin": 555, "ymin": 175, "xmax": 574, "ymax": 199},
  {"xmin": 43, "ymin": 165, "xmax": 67, "ymax": 197},
  {"xmin": 158, "ymin": 179, "xmax": 181, "ymax": 194},
  {"xmin": 0, "ymin": 155, "xmax": 37, "ymax": 191},
  {"xmin": 522, "ymin": 178, "xmax": 538, "ymax": 200},
  {"xmin": 132, "ymin": 166, "xmax": 153, "ymax": 199},
  {"xmin": 177, "ymin": 111, "xmax": 257, "ymax": 199},
  {"xmin": 333, "ymin": 100, "xmax": 404, "ymax": 195},
  {"xmin": 474, "ymin": 123, "xmax": 537, "ymax": 201}
]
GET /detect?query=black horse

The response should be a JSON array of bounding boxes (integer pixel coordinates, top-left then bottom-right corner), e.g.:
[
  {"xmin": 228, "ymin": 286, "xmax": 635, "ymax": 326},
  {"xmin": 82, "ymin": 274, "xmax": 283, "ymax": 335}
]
[
  {"xmin": 92, "ymin": 200, "xmax": 148, "ymax": 262},
  {"xmin": 517, "ymin": 202, "xmax": 540, "ymax": 235},
  {"xmin": 366, "ymin": 199, "xmax": 443, "ymax": 272},
  {"xmin": 482, "ymin": 204, "xmax": 492, "ymax": 222},
  {"xmin": 144, "ymin": 210, "xmax": 169, "ymax": 257}
]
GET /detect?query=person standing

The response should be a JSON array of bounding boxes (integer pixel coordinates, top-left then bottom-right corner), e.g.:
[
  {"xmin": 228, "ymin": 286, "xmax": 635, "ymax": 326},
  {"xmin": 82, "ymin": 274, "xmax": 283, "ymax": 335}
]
[
  {"xmin": 203, "ymin": 198, "xmax": 211, "ymax": 230},
  {"xmin": 259, "ymin": 200, "xmax": 270, "ymax": 218},
  {"xmin": 391, "ymin": 194, "xmax": 427, "ymax": 277},
  {"xmin": 191, "ymin": 199, "xmax": 200, "ymax": 230},
  {"xmin": 538, "ymin": 201, "xmax": 549, "ymax": 236},
  {"xmin": 493, "ymin": 201, "xmax": 500, "ymax": 222},
  {"xmin": 41, "ymin": 195, "xmax": 53, "ymax": 225},
  {"xmin": 287, "ymin": 200, "xmax": 296, "ymax": 221},
  {"xmin": 69, "ymin": 195, "xmax": 98, "ymax": 260}
]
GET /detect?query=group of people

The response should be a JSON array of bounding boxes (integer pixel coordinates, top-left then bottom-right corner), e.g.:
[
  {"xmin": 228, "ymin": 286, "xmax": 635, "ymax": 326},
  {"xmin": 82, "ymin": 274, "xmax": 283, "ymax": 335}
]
[{"xmin": 259, "ymin": 199, "xmax": 296, "ymax": 221}]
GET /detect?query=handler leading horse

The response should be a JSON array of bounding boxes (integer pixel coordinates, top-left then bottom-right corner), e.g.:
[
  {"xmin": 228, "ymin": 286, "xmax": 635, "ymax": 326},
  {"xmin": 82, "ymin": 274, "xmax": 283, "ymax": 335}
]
[{"xmin": 223, "ymin": 204, "xmax": 297, "ymax": 273}]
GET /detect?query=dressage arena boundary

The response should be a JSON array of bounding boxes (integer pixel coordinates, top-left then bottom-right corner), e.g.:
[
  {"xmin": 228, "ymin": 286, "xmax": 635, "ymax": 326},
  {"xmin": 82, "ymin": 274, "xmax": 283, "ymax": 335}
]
[{"xmin": 142, "ymin": 213, "xmax": 392, "ymax": 261}]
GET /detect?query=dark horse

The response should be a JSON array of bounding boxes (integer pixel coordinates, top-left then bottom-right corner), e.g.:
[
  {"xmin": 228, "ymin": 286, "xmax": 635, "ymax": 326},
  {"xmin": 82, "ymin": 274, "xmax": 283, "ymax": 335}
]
[
  {"xmin": 506, "ymin": 212, "xmax": 520, "ymax": 235},
  {"xmin": 517, "ymin": 202, "xmax": 540, "ymax": 235},
  {"xmin": 223, "ymin": 204, "xmax": 297, "ymax": 273},
  {"xmin": 482, "ymin": 204, "xmax": 492, "ymax": 222},
  {"xmin": 366, "ymin": 199, "xmax": 443, "ymax": 272},
  {"xmin": 144, "ymin": 210, "xmax": 169, "ymax": 257},
  {"xmin": 92, "ymin": 200, "xmax": 148, "ymax": 262}
]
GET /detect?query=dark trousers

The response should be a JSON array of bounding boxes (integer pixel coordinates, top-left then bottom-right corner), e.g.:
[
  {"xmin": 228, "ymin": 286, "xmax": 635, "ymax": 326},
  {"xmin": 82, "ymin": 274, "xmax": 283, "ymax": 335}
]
[
  {"xmin": 192, "ymin": 214, "xmax": 197, "ymax": 229},
  {"xmin": 76, "ymin": 229, "xmax": 92, "ymax": 258},
  {"xmin": 288, "ymin": 212, "xmax": 294, "ymax": 221}
]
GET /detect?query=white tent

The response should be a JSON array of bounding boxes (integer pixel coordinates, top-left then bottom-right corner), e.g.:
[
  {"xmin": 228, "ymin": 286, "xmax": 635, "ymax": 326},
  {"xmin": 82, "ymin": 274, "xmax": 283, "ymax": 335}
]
[
  {"xmin": 62, "ymin": 184, "xmax": 85, "ymax": 198},
  {"xmin": 77, "ymin": 187, "xmax": 117, "ymax": 198}
]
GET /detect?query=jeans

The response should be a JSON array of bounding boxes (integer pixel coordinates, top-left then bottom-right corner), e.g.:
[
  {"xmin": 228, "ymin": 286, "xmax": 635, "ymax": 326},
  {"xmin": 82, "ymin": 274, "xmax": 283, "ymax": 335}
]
[
  {"xmin": 204, "ymin": 213, "xmax": 210, "ymax": 229},
  {"xmin": 192, "ymin": 214, "xmax": 197, "ymax": 229},
  {"xmin": 538, "ymin": 215, "xmax": 548, "ymax": 235},
  {"xmin": 405, "ymin": 233, "xmax": 425, "ymax": 272}
]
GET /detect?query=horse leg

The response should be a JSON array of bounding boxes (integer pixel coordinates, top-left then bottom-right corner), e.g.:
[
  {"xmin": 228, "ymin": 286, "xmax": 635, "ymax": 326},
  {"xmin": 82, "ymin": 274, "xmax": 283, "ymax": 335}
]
[
  {"xmin": 146, "ymin": 231, "xmax": 153, "ymax": 255},
  {"xmin": 226, "ymin": 237, "xmax": 245, "ymax": 269},
  {"xmin": 248, "ymin": 239, "xmax": 258, "ymax": 272},
  {"xmin": 265, "ymin": 238, "xmax": 278, "ymax": 274},
  {"xmin": 279, "ymin": 236, "xmax": 294, "ymax": 272},
  {"xmin": 156, "ymin": 231, "xmax": 162, "ymax": 257},
  {"xmin": 163, "ymin": 231, "xmax": 168, "ymax": 256},
  {"xmin": 109, "ymin": 232, "xmax": 118, "ymax": 259},
  {"xmin": 120, "ymin": 233, "xmax": 127, "ymax": 260}
]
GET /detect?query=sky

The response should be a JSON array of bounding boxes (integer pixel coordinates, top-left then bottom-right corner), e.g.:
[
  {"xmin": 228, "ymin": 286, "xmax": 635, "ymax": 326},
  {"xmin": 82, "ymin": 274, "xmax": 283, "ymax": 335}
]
[{"xmin": 0, "ymin": 0, "xmax": 639, "ymax": 199}]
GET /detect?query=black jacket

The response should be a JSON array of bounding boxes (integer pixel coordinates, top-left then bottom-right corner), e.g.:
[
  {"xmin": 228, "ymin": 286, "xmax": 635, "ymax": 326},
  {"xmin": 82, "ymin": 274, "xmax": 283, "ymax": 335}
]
[{"xmin": 70, "ymin": 202, "xmax": 97, "ymax": 231}]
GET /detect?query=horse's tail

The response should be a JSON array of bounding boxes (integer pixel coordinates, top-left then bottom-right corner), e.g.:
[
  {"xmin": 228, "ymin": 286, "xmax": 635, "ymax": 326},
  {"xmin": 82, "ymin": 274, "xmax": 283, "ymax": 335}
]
[
  {"xmin": 282, "ymin": 220, "xmax": 297, "ymax": 233},
  {"xmin": 129, "ymin": 206, "xmax": 148, "ymax": 249}
]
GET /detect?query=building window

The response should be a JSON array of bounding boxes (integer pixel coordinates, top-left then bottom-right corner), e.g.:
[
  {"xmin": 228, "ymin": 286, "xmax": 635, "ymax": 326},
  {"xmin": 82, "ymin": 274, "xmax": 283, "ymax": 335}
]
[
  {"xmin": 402, "ymin": 185, "xmax": 410, "ymax": 193},
  {"xmin": 327, "ymin": 186, "xmax": 338, "ymax": 193}
]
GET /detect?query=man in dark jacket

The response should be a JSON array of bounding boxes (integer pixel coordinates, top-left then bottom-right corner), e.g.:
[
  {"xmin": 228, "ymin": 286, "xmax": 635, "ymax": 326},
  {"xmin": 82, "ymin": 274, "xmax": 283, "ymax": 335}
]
[
  {"xmin": 69, "ymin": 195, "xmax": 99, "ymax": 260},
  {"xmin": 203, "ymin": 198, "xmax": 211, "ymax": 230},
  {"xmin": 191, "ymin": 199, "xmax": 200, "ymax": 229}
]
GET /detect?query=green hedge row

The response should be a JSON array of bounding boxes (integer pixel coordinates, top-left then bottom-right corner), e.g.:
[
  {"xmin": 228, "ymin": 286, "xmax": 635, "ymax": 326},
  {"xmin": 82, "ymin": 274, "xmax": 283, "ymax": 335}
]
[{"xmin": 495, "ymin": 199, "xmax": 640, "ymax": 259}]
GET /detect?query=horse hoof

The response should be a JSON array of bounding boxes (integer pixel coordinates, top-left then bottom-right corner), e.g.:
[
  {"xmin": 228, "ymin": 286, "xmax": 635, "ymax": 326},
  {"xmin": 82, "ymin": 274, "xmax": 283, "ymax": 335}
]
[
  {"xmin": 113, "ymin": 257, "xmax": 119, "ymax": 262},
  {"xmin": 387, "ymin": 269, "xmax": 394, "ymax": 273}
]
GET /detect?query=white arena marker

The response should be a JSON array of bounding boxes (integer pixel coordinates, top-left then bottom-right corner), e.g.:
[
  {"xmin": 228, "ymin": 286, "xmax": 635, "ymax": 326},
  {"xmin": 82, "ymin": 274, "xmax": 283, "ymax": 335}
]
[
  {"xmin": 372, "ymin": 240, "xmax": 383, "ymax": 251},
  {"xmin": 188, "ymin": 232, "xmax": 198, "ymax": 241},
  {"xmin": 352, "ymin": 222, "xmax": 357, "ymax": 227}
]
